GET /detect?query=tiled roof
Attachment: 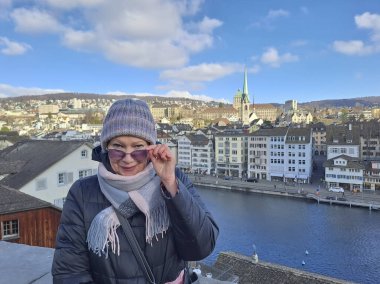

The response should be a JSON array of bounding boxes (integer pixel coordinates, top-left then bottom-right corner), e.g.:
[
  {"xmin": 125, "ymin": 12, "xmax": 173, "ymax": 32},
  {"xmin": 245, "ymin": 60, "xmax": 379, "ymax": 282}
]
[
  {"xmin": 0, "ymin": 140, "xmax": 93, "ymax": 189},
  {"xmin": 286, "ymin": 128, "xmax": 312, "ymax": 144},
  {"xmin": 326, "ymin": 124, "xmax": 360, "ymax": 145},
  {"xmin": 323, "ymin": 155, "xmax": 365, "ymax": 169},
  {"xmin": 0, "ymin": 185, "xmax": 56, "ymax": 214},
  {"xmin": 250, "ymin": 127, "xmax": 288, "ymax": 137},
  {"xmin": 186, "ymin": 134, "xmax": 209, "ymax": 146},
  {"xmin": 254, "ymin": 104, "xmax": 277, "ymax": 109}
]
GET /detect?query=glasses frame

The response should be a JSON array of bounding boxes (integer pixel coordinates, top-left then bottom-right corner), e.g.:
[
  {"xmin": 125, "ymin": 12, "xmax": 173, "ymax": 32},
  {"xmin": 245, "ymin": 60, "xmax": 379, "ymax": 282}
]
[{"xmin": 107, "ymin": 148, "xmax": 148, "ymax": 162}]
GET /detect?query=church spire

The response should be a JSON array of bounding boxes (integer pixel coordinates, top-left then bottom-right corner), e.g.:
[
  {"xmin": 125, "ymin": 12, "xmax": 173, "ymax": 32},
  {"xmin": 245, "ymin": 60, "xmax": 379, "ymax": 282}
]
[{"xmin": 243, "ymin": 66, "xmax": 248, "ymax": 95}]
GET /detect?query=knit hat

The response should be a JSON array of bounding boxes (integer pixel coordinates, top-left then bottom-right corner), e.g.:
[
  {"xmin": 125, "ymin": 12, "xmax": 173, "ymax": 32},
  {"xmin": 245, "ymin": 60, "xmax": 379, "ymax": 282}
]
[{"xmin": 100, "ymin": 99, "xmax": 157, "ymax": 151}]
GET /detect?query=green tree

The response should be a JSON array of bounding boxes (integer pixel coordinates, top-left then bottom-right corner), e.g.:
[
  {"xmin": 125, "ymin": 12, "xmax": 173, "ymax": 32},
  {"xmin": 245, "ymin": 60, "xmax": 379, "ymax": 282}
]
[{"xmin": 340, "ymin": 109, "xmax": 348, "ymax": 123}]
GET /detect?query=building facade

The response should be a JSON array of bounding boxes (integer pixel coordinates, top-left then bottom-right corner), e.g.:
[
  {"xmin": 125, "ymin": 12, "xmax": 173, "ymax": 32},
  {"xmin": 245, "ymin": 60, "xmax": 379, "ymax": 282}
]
[{"xmin": 215, "ymin": 132, "xmax": 249, "ymax": 178}]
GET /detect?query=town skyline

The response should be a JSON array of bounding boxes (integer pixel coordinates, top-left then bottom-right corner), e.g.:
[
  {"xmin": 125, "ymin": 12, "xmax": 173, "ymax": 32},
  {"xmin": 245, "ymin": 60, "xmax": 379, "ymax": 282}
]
[{"xmin": 1, "ymin": 1, "xmax": 380, "ymax": 103}]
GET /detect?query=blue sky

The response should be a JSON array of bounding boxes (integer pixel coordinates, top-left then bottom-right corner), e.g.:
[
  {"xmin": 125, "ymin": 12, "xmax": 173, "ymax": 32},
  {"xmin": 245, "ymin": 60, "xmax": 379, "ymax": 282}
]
[{"xmin": 0, "ymin": 0, "xmax": 379, "ymax": 103}]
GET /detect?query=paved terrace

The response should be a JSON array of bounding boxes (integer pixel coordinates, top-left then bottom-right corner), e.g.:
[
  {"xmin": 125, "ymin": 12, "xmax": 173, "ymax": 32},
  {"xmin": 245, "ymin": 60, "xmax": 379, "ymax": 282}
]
[{"xmin": 0, "ymin": 241, "xmax": 354, "ymax": 284}]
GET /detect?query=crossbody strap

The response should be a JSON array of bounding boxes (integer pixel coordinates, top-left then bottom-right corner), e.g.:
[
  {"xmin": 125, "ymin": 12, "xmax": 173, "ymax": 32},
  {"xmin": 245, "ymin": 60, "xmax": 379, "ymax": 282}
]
[{"xmin": 115, "ymin": 209, "xmax": 156, "ymax": 284}]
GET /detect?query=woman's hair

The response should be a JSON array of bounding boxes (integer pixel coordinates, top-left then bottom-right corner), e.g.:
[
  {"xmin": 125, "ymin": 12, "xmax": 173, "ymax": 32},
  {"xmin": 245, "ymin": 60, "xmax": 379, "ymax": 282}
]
[{"xmin": 100, "ymin": 99, "xmax": 157, "ymax": 151}]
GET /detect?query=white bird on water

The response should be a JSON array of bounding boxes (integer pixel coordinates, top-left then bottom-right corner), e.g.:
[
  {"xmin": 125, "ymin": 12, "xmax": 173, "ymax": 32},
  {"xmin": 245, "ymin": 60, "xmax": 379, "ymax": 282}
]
[
  {"xmin": 305, "ymin": 250, "xmax": 309, "ymax": 255},
  {"xmin": 302, "ymin": 260, "xmax": 306, "ymax": 266}
]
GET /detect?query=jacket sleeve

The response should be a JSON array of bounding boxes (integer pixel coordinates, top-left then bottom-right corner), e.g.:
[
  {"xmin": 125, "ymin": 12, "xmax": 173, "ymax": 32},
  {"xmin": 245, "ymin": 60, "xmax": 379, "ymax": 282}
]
[
  {"xmin": 51, "ymin": 179, "xmax": 94, "ymax": 284},
  {"xmin": 164, "ymin": 168, "xmax": 219, "ymax": 261}
]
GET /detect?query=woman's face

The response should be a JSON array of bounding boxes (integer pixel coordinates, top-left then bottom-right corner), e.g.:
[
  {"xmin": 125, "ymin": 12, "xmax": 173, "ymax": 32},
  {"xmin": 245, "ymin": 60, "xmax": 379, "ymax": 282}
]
[{"xmin": 107, "ymin": 136, "xmax": 149, "ymax": 176}]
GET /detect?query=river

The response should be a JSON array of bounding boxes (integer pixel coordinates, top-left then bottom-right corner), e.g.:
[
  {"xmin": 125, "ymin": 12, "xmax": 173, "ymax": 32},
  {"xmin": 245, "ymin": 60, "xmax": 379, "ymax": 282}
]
[{"xmin": 198, "ymin": 186, "xmax": 380, "ymax": 284}]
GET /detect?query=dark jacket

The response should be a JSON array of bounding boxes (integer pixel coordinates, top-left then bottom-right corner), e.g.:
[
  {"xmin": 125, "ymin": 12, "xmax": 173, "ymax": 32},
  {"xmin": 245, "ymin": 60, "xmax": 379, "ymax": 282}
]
[{"xmin": 52, "ymin": 168, "xmax": 218, "ymax": 284}]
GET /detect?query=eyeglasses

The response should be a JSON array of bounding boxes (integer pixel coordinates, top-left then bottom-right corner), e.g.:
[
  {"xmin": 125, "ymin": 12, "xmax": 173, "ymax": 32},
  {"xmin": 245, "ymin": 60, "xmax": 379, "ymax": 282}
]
[{"xmin": 107, "ymin": 148, "xmax": 148, "ymax": 162}]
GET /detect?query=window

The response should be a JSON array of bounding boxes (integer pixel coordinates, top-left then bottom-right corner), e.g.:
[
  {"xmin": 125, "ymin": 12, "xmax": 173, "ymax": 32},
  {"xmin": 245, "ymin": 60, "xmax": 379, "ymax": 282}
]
[
  {"xmin": 58, "ymin": 172, "xmax": 74, "ymax": 186},
  {"xmin": 79, "ymin": 169, "xmax": 93, "ymax": 179},
  {"xmin": 1, "ymin": 220, "xmax": 19, "ymax": 239},
  {"xmin": 81, "ymin": 150, "xmax": 88, "ymax": 158}
]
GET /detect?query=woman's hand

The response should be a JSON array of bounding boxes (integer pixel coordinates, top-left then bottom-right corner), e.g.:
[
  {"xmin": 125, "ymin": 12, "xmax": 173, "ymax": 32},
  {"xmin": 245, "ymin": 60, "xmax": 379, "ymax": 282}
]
[{"xmin": 146, "ymin": 144, "xmax": 178, "ymax": 197}]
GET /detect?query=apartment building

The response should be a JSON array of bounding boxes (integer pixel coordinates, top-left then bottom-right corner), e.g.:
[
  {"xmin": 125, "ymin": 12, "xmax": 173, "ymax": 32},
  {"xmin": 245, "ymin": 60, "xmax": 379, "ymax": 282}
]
[
  {"xmin": 247, "ymin": 127, "xmax": 313, "ymax": 183},
  {"xmin": 284, "ymin": 128, "xmax": 313, "ymax": 183},
  {"xmin": 248, "ymin": 129, "xmax": 273, "ymax": 180},
  {"xmin": 324, "ymin": 155, "xmax": 365, "ymax": 191},
  {"xmin": 311, "ymin": 122, "xmax": 327, "ymax": 156},
  {"xmin": 265, "ymin": 128, "xmax": 288, "ymax": 182},
  {"xmin": 177, "ymin": 135, "xmax": 191, "ymax": 171},
  {"xmin": 188, "ymin": 134, "xmax": 214, "ymax": 174},
  {"xmin": 326, "ymin": 124, "xmax": 360, "ymax": 160},
  {"xmin": 176, "ymin": 133, "xmax": 214, "ymax": 174},
  {"xmin": 359, "ymin": 120, "xmax": 380, "ymax": 160},
  {"xmin": 324, "ymin": 124, "xmax": 363, "ymax": 191},
  {"xmin": 254, "ymin": 104, "xmax": 279, "ymax": 122},
  {"xmin": 364, "ymin": 160, "xmax": 380, "ymax": 191},
  {"xmin": 215, "ymin": 132, "xmax": 249, "ymax": 178}
]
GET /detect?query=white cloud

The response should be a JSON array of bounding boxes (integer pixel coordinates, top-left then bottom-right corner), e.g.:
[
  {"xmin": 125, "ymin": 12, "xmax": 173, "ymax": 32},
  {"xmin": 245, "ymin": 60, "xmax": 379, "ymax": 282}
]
[
  {"xmin": 0, "ymin": 0, "xmax": 11, "ymax": 19},
  {"xmin": 0, "ymin": 37, "xmax": 31, "ymax": 55},
  {"xmin": 0, "ymin": 83, "xmax": 65, "ymax": 97},
  {"xmin": 355, "ymin": 12, "xmax": 380, "ymax": 42},
  {"xmin": 8, "ymin": 0, "xmax": 222, "ymax": 69},
  {"xmin": 160, "ymin": 63, "xmax": 243, "ymax": 82},
  {"xmin": 267, "ymin": 9, "xmax": 289, "ymax": 19},
  {"xmin": 106, "ymin": 89, "xmax": 227, "ymax": 103},
  {"xmin": 250, "ymin": 9, "xmax": 290, "ymax": 29},
  {"xmin": 11, "ymin": 8, "xmax": 63, "ymax": 34},
  {"xmin": 42, "ymin": 0, "xmax": 105, "ymax": 10},
  {"xmin": 291, "ymin": 40, "xmax": 308, "ymax": 47},
  {"xmin": 248, "ymin": 65, "xmax": 261, "ymax": 74},
  {"xmin": 333, "ymin": 12, "xmax": 380, "ymax": 56},
  {"xmin": 260, "ymin": 47, "xmax": 299, "ymax": 67},
  {"xmin": 62, "ymin": 29, "xmax": 96, "ymax": 51},
  {"xmin": 333, "ymin": 40, "xmax": 375, "ymax": 55},
  {"xmin": 177, "ymin": 0, "xmax": 204, "ymax": 16},
  {"xmin": 164, "ymin": 90, "xmax": 228, "ymax": 102},
  {"xmin": 197, "ymin": 16, "xmax": 223, "ymax": 34},
  {"xmin": 103, "ymin": 40, "xmax": 188, "ymax": 69}
]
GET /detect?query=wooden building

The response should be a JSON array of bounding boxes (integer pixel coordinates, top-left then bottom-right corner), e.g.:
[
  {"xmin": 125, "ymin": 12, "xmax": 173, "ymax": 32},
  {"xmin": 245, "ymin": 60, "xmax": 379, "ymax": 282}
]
[{"xmin": 0, "ymin": 184, "xmax": 61, "ymax": 248}]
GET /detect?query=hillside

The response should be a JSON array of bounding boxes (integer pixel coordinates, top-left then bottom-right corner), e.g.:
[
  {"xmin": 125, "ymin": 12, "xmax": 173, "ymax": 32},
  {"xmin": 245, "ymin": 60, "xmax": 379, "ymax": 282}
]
[
  {"xmin": 2, "ymin": 92, "xmax": 380, "ymax": 109},
  {"xmin": 300, "ymin": 96, "xmax": 380, "ymax": 109}
]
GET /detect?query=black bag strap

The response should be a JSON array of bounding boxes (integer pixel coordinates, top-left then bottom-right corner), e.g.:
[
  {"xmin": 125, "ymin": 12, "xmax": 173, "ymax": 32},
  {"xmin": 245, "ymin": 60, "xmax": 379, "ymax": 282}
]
[{"xmin": 115, "ymin": 209, "xmax": 156, "ymax": 284}]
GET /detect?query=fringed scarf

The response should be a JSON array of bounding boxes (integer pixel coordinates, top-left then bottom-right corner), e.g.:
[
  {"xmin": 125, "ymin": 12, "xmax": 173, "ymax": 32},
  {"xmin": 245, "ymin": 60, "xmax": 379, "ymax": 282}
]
[{"xmin": 87, "ymin": 162, "xmax": 170, "ymax": 257}]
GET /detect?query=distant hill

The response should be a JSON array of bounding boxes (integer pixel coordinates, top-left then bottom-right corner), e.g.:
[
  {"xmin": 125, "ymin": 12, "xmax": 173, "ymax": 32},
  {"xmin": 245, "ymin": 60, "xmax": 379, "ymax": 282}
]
[
  {"xmin": 2, "ymin": 92, "xmax": 380, "ymax": 109},
  {"xmin": 299, "ymin": 96, "xmax": 380, "ymax": 109}
]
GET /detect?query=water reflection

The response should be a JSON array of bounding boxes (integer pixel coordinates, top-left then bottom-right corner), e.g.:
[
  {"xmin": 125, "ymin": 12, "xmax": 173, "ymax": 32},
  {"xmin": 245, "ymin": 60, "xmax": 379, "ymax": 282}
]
[{"xmin": 199, "ymin": 186, "xmax": 380, "ymax": 284}]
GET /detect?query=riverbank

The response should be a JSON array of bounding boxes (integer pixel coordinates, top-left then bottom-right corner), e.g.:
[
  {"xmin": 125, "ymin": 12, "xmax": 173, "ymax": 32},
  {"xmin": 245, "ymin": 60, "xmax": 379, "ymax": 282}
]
[{"xmin": 189, "ymin": 175, "xmax": 380, "ymax": 211}]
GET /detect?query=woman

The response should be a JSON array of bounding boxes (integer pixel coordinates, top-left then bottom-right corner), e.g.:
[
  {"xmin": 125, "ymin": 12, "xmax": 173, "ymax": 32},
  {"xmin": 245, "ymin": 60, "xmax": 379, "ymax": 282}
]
[{"xmin": 52, "ymin": 99, "xmax": 219, "ymax": 284}]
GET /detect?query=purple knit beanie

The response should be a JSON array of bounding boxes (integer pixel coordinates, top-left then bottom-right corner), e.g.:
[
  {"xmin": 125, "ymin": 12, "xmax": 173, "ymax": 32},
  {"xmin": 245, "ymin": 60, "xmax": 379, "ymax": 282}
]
[{"xmin": 100, "ymin": 99, "xmax": 157, "ymax": 151}]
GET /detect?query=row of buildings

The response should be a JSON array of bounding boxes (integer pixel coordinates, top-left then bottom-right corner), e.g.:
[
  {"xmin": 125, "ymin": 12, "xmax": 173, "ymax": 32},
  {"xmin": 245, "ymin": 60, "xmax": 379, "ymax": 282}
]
[{"xmin": 170, "ymin": 121, "xmax": 380, "ymax": 193}]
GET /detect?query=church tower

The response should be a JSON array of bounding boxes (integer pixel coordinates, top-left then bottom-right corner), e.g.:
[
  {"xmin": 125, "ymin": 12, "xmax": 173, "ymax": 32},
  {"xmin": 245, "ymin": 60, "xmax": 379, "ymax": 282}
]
[{"xmin": 241, "ymin": 67, "xmax": 250, "ymax": 125}]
